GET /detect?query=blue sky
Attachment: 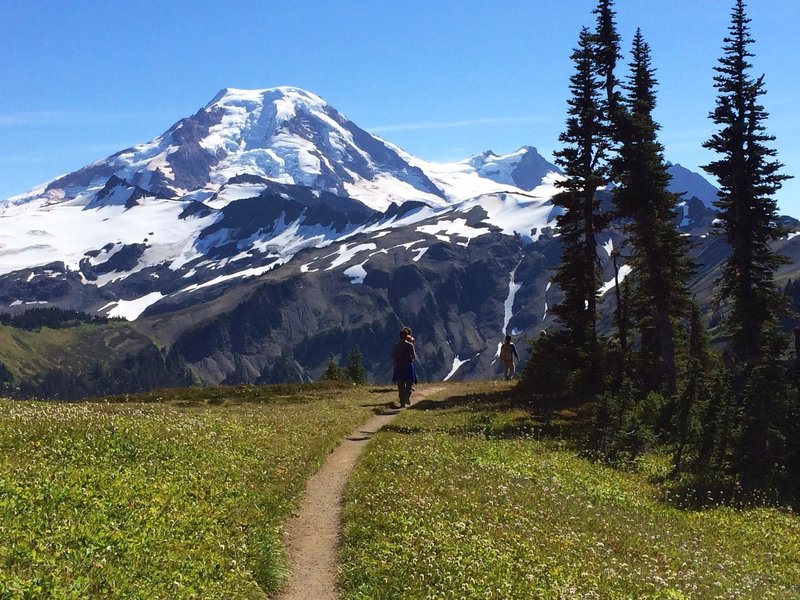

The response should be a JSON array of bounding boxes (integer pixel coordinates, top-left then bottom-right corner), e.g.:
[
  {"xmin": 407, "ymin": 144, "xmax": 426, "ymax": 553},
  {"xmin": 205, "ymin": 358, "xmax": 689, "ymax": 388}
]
[{"xmin": 2, "ymin": 1, "xmax": 799, "ymax": 213}]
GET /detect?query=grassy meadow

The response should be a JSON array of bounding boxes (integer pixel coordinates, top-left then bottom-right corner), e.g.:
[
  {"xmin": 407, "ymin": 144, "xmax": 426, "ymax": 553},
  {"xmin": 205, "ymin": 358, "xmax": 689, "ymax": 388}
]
[
  {"xmin": 341, "ymin": 382, "xmax": 800, "ymax": 599},
  {"xmin": 3, "ymin": 380, "xmax": 800, "ymax": 599},
  {"xmin": 0, "ymin": 383, "xmax": 392, "ymax": 599}
]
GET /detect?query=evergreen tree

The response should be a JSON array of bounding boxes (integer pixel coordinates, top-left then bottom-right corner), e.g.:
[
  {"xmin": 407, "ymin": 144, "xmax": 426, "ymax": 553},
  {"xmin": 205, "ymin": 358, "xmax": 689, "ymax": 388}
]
[
  {"xmin": 321, "ymin": 353, "xmax": 344, "ymax": 381},
  {"xmin": 737, "ymin": 323, "xmax": 790, "ymax": 492},
  {"xmin": 614, "ymin": 30, "xmax": 693, "ymax": 394},
  {"xmin": 346, "ymin": 347, "xmax": 367, "ymax": 384},
  {"xmin": 592, "ymin": 0, "xmax": 627, "ymax": 375},
  {"xmin": 702, "ymin": 0, "xmax": 790, "ymax": 368},
  {"xmin": 550, "ymin": 26, "xmax": 612, "ymax": 390},
  {"xmin": 702, "ymin": 0, "xmax": 791, "ymax": 493}
]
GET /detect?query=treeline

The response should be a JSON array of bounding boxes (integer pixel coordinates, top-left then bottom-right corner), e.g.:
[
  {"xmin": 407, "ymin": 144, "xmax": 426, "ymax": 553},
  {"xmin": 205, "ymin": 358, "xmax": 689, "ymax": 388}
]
[
  {"xmin": 520, "ymin": 0, "xmax": 799, "ymax": 505},
  {"xmin": 0, "ymin": 307, "xmax": 122, "ymax": 330},
  {"xmin": 2, "ymin": 346, "xmax": 195, "ymax": 401}
]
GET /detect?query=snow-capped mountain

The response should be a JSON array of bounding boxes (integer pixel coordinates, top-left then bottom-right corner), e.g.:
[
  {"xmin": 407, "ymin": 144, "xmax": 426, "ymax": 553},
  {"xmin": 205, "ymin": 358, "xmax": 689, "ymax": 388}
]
[
  {"xmin": 463, "ymin": 146, "xmax": 561, "ymax": 190},
  {"xmin": 0, "ymin": 85, "xmax": 748, "ymax": 389},
  {"xmin": 0, "ymin": 87, "xmax": 564, "ymax": 318},
  {"xmin": 11, "ymin": 87, "xmax": 560, "ymax": 214}
]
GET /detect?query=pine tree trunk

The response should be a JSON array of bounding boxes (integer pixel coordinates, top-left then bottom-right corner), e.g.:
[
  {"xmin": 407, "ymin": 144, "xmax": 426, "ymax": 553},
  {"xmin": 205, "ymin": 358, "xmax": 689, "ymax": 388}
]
[{"xmin": 655, "ymin": 302, "xmax": 677, "ymax": 394}]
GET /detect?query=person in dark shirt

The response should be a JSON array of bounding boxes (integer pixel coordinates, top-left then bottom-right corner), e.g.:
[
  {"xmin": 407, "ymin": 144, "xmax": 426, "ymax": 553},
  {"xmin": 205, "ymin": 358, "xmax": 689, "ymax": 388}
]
[{"xmin": 391, "ymin": 326, "xmax": 417, "ymax": 407}]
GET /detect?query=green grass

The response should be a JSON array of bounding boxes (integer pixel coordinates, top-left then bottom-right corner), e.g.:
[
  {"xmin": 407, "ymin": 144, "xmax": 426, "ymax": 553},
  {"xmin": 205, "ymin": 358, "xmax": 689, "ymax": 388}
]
[
  {"xmin": 5, "ymin": 380, "xmax": 800, "ymax": 598},
  {"xmin": 341, "ymin": 382, "xmax": 800, "ymax": 599},
  {"xmin": 0, "ymin": 382, "xmax": 393, "ymax": 599}
]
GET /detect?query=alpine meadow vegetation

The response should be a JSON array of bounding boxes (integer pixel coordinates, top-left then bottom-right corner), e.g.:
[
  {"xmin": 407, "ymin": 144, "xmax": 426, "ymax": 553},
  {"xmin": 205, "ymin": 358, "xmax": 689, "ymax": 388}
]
[
  {"xmin": 0, "ymin": 383, "xmax": 390, "ymax": 598},
  {"xmin": 341, "ymin": 384, "xmax": 800, "ymax": 599}
]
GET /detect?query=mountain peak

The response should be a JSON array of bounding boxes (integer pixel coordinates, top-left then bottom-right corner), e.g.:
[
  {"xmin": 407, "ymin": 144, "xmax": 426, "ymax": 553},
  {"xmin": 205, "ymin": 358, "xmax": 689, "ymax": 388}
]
[
  {"xmin": 460, "ymin": 146, "xmax": 559, "ymax": 191},
  {"xmin": 5, "ymin": 85, "xmax": 450, "ymax": 212},
  {"xmin": 666, "ymin": 163, "xmax": 719, "ymax": 207},
  {"xmin": 206, "ymin": 86, "xmax": 328, "ymax": 111}
]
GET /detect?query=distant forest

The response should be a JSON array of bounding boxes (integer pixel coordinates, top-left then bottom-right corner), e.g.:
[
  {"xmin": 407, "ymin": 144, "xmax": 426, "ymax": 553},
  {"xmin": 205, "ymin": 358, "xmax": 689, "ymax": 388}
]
[
  {"xmin": 0, "ymin": 307, "xmax": 195, "ymax": 400},
  {"xmin": 0, "ymin": 306, "xmax": 120, "ymax": 330}
]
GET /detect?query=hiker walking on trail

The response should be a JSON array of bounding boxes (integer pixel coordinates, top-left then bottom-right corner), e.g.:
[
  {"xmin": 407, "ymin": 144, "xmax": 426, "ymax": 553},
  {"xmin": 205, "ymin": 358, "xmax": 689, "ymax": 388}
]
[
  {"xmin": 391, "ymin": 327, "xmax": 417, "ymax": 408},
  {"xmin": 500, "ymin": 335, "xmax": 519, "ymax": 381}
]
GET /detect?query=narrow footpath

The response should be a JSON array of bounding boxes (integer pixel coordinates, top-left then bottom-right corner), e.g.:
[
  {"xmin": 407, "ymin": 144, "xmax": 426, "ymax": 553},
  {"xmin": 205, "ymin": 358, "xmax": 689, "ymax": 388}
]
[{"xmin": 276, "ymin": 385, "xmax": 444, "ymax": 600}]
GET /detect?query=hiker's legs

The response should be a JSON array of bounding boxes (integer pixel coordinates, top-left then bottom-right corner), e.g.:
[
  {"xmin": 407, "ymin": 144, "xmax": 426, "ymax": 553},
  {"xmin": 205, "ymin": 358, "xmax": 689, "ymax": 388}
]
[
  {"xmin": 397, "ymin": 380, "xmax": 413, "ymax": 406},
  {"xmin": 503, "ymin": 361, "xmax": 514, "ymax": 381},
  {"xmin": 396, "ymin": 380, "xmax": 408, "ymax": 406}
]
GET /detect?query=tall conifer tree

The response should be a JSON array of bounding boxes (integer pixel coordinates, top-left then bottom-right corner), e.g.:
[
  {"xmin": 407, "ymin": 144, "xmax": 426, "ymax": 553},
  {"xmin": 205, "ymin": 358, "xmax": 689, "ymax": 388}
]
[
  {"xmin": 550, "ymin": 26, "xmax": 611, "ymax": 386},
  {"xmin": 593, "ymin": 0, "xmax": 629, "ymax": 374},
  {"xmin": 614, "ymin": 30, "xmax": 693, "ymax": 394},
  {"xmin": 703, "ymin": 0, "xmax": 789, "ymax": 366}
]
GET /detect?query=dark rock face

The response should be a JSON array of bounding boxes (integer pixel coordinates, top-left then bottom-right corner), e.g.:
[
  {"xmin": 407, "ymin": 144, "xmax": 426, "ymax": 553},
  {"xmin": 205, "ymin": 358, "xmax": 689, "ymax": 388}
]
[
  {"xmin": 92, "ymin": 244, "xmax": 147, "ymax": 275},
  {"xmin": 45, "ymin": 161, "xmax": 119, "ymax": 195},
  {"xmin": 667, "ymin": 163, "xmax": 721, "ymax": 207},
  {"xmin": 194, "ymin": 184, "xmax": 377, "ymax": 261},
  {"xmin": 89, "ymin": 175, "xmax": 174, "ymax": 210},
  {"xmin": 163, "ymin": 228, "xmax": 559, "ymax": 384},
  {"xmin": 681, "ymin": 196, "xmax": 718, "ymax": 234},
  {"xmin": 0, "ymin": 263, "xmax": 116, "ymax": 311},
  {"xmin": 45, "ymin": 106, "xmax": 226, "ymax": 199},
  {"xmin": 511, "ymin": 147, "xmax": 562, "ymax": 190},
  {"xmin": 162, "ymin": 106, "xmax": 226, "ymax": 191}
]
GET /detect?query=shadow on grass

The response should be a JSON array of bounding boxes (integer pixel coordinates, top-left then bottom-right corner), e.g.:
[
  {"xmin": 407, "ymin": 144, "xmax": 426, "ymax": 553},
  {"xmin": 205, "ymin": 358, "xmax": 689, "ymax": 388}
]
[
  {"xmin": 654, "ymin": 470, "xmax": 792, "ymax": 512},
  {"xmin": 410, "ymin": 387, "xmax": 520, "ymax": 412},
  {"xmin": 408, "ymin": 387, "xmax": 589, "ymax": 448},
  {"xmin": 404, "ymin": 386, "xmax": 786, "ymax": 513}
]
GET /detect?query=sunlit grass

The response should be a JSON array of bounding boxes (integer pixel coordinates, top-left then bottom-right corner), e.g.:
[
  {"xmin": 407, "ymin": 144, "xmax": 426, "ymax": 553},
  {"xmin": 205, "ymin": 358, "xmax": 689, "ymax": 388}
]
[
  {"xmin": 341, "ymin": 382, "xmax": 800, "ymax": 599},
  {"xmin": 0, "ymin": 383, "xmax": 391, "ymax": 598}
]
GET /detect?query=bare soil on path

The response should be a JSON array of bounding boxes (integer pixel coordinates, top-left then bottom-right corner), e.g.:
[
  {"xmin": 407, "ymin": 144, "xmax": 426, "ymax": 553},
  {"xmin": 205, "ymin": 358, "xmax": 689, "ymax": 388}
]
[{"xmin": 275, "ymin": 385, "xmax": 444, "ymax": 600}]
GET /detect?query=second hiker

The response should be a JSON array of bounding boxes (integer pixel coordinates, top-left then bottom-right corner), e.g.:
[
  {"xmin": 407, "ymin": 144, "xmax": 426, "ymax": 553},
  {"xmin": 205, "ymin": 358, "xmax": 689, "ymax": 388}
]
[{"xmin": 500, "ymin": 335, "xmax": 519, "ymax": 381}]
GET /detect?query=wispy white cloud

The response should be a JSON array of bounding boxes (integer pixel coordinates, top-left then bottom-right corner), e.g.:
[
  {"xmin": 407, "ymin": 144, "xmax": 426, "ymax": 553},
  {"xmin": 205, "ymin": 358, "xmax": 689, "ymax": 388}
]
[
  {"xmin": 368, "ymin": 115, "xmax": 553, "ymax": 134},
  {"xmin": 0, "ymin": 110, "xmax": 77, "ymax": 127},
  {"xmin": 0, "ymin": 143, "xmax": 132, "ymax": 164},
  {"xmin": 0, "ymin": 110, "xmax": 171, "ymax": 128}
]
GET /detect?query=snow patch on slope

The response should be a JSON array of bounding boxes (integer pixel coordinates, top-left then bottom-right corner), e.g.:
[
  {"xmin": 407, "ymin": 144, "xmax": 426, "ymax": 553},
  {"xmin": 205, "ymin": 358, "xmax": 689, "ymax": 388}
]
[
  {"xmin": 444, "ymin": 356, "xmax": 470, "ymax": 381},
  {"xmin": 101, "ymin": 292, "xmax": 165, "ymax": 320},
  {"xmin": 0, "ymin": 194, "xmax": 214, "ymax": 277},
  {"xmin": 503, "ymin": 260, "xmax": 523, "ymax": 335},
  {"xmin": 599, "ymin": 265, "xmax": 632, "ymax": 296}
]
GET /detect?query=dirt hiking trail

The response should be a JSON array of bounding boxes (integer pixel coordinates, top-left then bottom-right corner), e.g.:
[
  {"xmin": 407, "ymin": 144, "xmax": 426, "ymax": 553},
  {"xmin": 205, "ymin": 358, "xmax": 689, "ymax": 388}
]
[{"xmin": 276, "ymin": 385, "xmax": 444, "ymax": 600}]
